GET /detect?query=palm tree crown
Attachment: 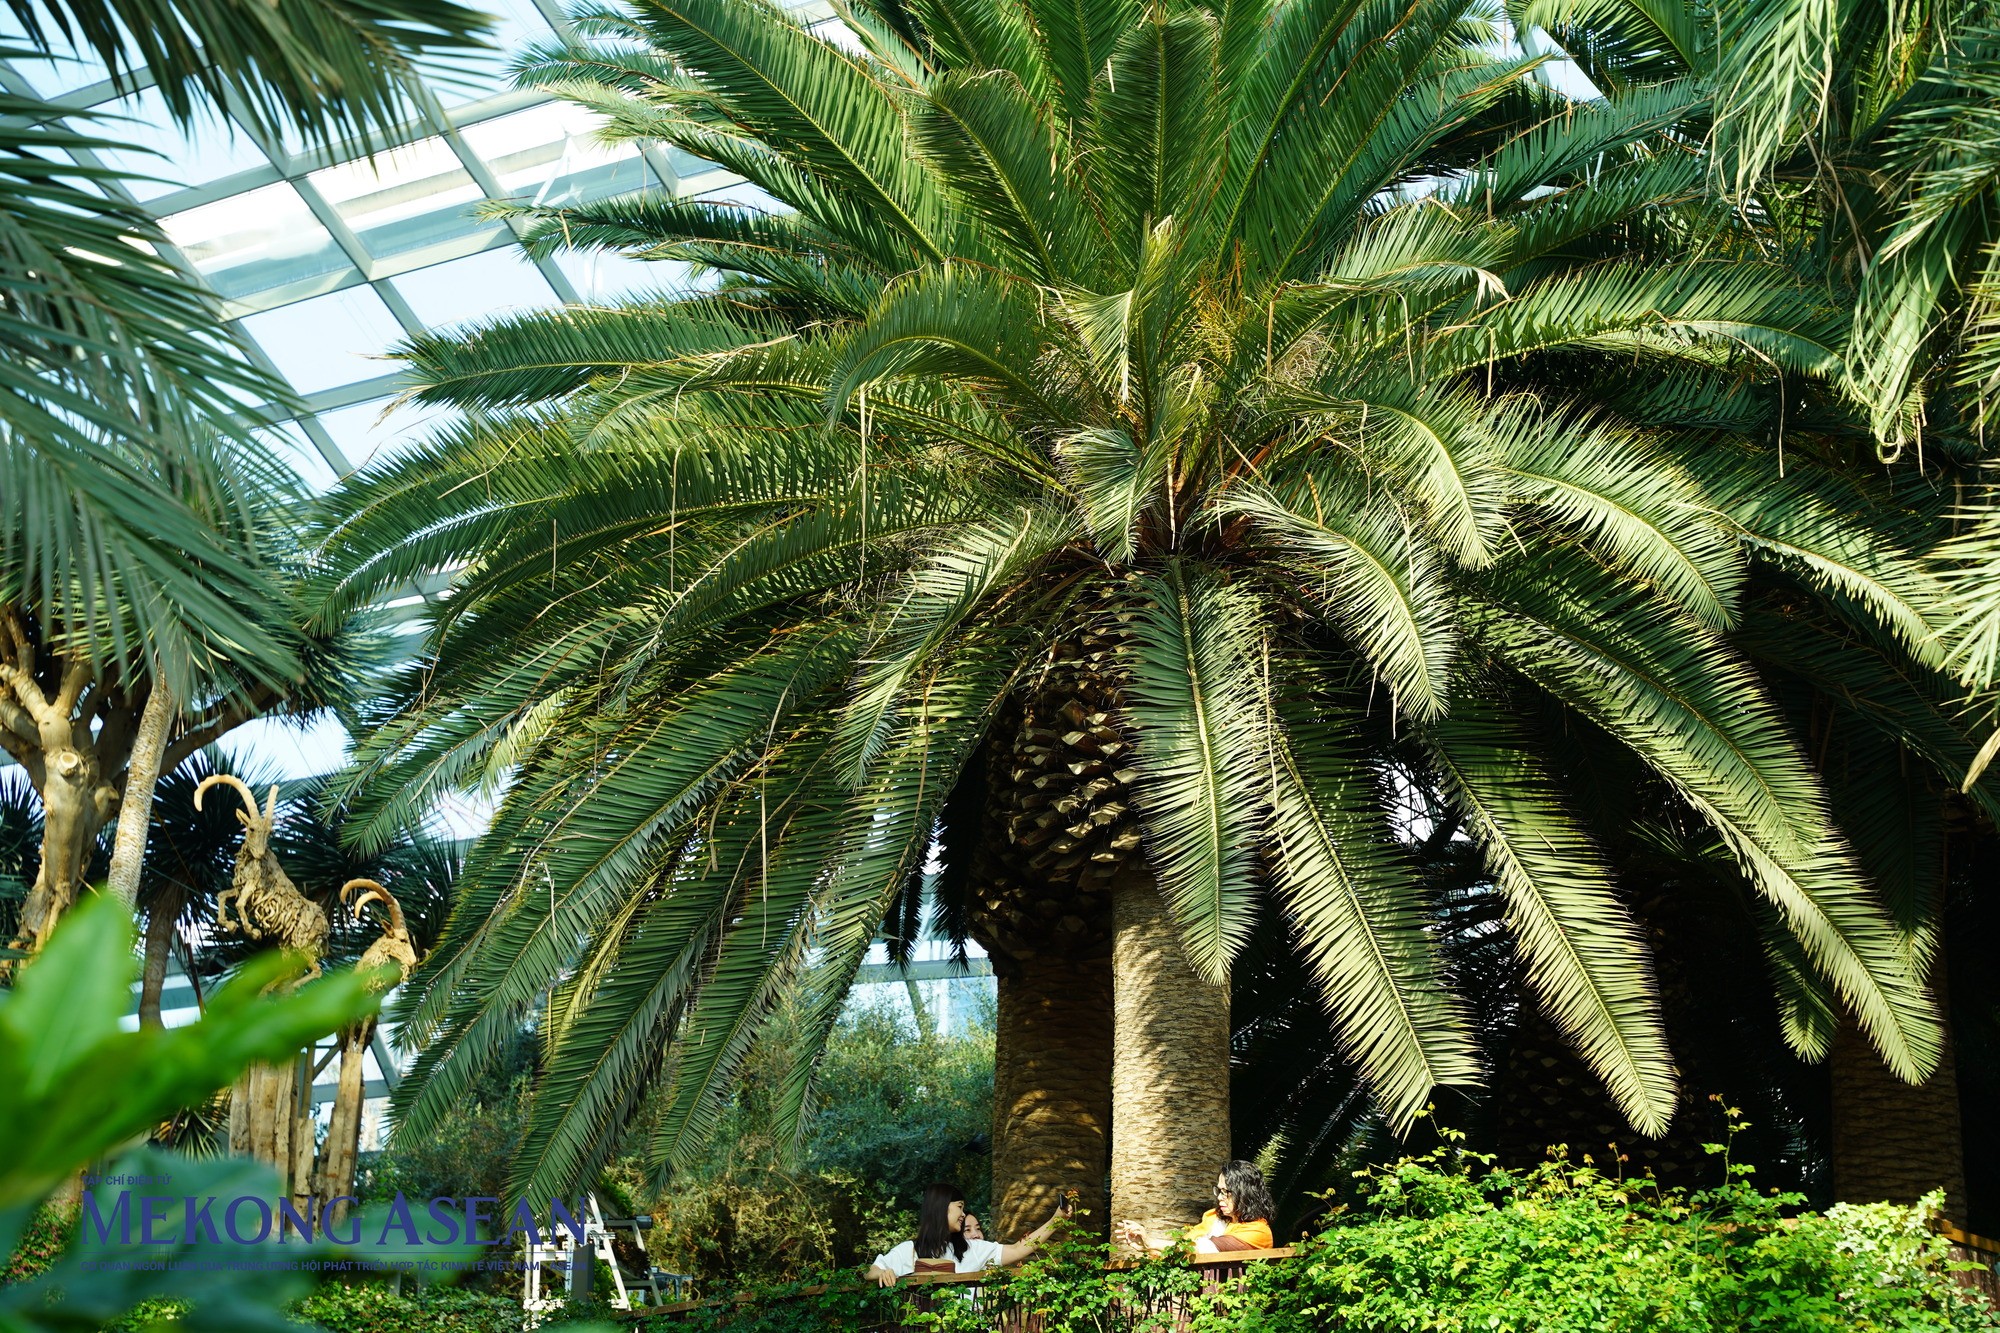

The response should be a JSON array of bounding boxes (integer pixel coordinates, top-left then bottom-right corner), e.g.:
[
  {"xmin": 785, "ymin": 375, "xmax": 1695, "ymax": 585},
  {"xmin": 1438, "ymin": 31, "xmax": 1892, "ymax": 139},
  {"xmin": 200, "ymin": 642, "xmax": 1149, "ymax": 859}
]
[{"xmin": 320, "ymin": 0, "xmax": 1950, "ymax": 1200}]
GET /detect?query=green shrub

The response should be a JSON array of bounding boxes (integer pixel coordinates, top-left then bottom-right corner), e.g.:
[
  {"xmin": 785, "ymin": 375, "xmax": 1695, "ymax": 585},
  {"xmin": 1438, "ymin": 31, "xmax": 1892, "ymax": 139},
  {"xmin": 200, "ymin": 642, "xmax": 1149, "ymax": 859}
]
[
  {"xmin": 1193, "ymin": 1150, "xmax": 2000, "ymax": 1333},
  {"xmin": 294, "ymin": 1281, "xmax": 542, "ymax": 1333},
  {"xmin": 635, "ymin": 1146, "xmax": 2000, "ymax": 1333},
  {"xmin": 634, "ymin": 996, "xmax": 994, "ymax": 1291}
]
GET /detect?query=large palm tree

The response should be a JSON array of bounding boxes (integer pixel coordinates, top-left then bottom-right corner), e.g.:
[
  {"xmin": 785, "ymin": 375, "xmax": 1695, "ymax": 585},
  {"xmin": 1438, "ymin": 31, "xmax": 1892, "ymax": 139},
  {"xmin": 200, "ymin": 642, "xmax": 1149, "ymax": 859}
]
[
  {"xmin": 1523, "ymin": 0, "xmax": 2000, "ymax": 1216},
  {"xmin": 320, "ymin": 0, "xmax": 1950, "ymax": 1230}
]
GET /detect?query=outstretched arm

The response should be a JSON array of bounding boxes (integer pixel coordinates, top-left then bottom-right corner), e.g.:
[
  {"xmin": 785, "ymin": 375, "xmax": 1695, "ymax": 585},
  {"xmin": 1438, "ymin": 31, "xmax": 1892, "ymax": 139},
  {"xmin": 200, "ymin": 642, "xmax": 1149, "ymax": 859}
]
[
  {"xmin": 866, "ymin": 1264, "xmax": 898, "ymax": 1288},
  {"xmin": 997, "ymin": 1208, "xmax": 1067, "ymax": 1266}
]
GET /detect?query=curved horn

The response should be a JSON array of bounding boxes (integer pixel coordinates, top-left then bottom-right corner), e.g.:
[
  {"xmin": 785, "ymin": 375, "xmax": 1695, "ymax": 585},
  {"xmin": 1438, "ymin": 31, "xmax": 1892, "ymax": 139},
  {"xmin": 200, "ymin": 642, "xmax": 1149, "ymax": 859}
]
[
  {"xmin": 193, "ymin": 774, "xmax": 261, "ymax": 819},
  {"xmin": 264, "ymin": 784, "xmax": 280, "ymax": 823},
  {"xmin": 341, "ymin": 878, "xmax": 406, "ymax": 934},
  {"xmin": 340, "ymin": 877, "xmax": 384, "ymax": 906}
]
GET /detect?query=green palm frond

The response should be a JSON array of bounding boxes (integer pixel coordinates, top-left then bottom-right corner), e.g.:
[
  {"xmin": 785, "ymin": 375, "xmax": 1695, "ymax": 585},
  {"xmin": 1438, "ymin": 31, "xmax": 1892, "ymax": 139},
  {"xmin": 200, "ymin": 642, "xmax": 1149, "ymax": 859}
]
[
  {"xmin": 1496, "ymin": 406, "xmax": 1744, "ymax": 629},
  {"xmin": 1119, "ymin": 562, "xmax": 1270, "ymax": 978},
  {"xmin": 1425, "ymin": 699, "xmax": 1678, "ymax": 1137},
  {"xmin": 838, "ymin": 506, "xmax": 1072, "ymax": 776},
  {"xmin": 1267, "ymin": 704, "xmax": 1483, "ymax": 1132},
  {"xmin": 9, "ymin": 0, "xmax": 491, "ymax": 151},
  {"xmin": 1687, "ymin": 447, "xmax": 1948, "ymax": 667},
  {"xmin": 1227, "ymin": 481, "xmax": 1457, "ymax": 723},
  {"xmin": 628, "ymin": 0, "xmax": 949, "ymax": 260}
]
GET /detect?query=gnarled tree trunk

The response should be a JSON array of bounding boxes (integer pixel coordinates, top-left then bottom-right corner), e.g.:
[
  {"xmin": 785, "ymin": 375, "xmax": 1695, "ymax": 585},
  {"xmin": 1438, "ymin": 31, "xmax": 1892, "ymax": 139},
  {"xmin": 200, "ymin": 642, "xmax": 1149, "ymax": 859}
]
[
  {"xmin": 16, "ymin": 715, "xmax": 115, "ymax": 951},
  {"xmin": 1110, "ymin": 871, "xmax": 1229, "ymax": 1247},
  {"xmin": 318, "ymin": 1022, "xmax": 373, "ymax": 1225}
]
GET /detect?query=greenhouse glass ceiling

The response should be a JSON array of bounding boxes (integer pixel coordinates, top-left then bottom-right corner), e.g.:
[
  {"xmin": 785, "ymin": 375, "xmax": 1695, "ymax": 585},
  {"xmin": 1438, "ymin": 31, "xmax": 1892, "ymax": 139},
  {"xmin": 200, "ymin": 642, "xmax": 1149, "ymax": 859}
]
[
  {"xmin": 0, "ymin": 0, "xmax": 833, "ymax": 488},
  {"xmin": 1, "ymin": 0, "xmax": 830, "ymax": 773}
]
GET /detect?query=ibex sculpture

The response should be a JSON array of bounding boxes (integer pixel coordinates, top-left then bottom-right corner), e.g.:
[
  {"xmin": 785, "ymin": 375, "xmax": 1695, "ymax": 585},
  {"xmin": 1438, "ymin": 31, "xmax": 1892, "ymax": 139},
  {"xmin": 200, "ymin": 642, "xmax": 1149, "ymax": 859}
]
[
  {"xmin": 194, "ymin": 774, "xmax": 330, "ymax": 982},
  {"xmin": 340, "ymin": 878, "xmax": 418, "ymax": 988}
]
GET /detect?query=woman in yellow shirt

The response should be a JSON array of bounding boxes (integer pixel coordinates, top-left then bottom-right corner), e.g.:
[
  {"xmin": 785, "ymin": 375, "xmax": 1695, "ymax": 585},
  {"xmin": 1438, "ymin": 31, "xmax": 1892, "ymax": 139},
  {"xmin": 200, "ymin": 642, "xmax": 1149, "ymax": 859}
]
[{"xmin": 1116, "ymin": 1160, "xmax": 1276, "ymax": 1253}]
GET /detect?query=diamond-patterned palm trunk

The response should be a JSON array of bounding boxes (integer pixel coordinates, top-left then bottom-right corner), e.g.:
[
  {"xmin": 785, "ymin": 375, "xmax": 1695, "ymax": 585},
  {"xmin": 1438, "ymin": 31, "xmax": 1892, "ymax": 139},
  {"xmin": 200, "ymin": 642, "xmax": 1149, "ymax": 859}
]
[
  {"xmin": 1831, "ymin": 963, "xmax": 1965, "ymax": 1221},
  {"xmin": 968, "ymin": 630, "xmax": 1131, "ymax": 1238},
  {"xmin": 1110, "ymin": 866, "xmax": 1230, "ymax": 1247},
  {"xmin": 968, "ymin": 613, "xmax": 1232, "ymax": 1243}
]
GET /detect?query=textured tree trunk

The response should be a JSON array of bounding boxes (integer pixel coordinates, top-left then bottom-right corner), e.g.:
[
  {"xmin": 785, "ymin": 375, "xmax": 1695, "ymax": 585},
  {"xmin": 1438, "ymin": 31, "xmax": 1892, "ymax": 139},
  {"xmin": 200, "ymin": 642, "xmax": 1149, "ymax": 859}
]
[
  {"xmin": 17, "ymin": 732, "xmax": 104, "ymax": 950},
  {"xmin": 232, "ymin": 1056, "xmax": 303, "ymax": 1229},
  {"xmin": 1110, "ymin": 871, "xmax": 1230, "ymax": 1248},
  {"xmin": 965, "ymin": 603, "xmax": 1138, "ymax": 1237},
  {"xmin": 1831, "ymin": 1010, "xmax": 1965, "ymax": 1221},
  {"xmin": 318, "ymin": 1023, "xmax": 372, "ymax": 1224},
  {"xmin": 138, "ymin": 902, "xmax": 176, "ymax": 1029},
  {"xmin": 289, "ymin": 1052, "xmax": 318, "ymax": 1234},
  {"xmin": 104, "ymin": 679, "xmax": 173, "ymax": 911},
  {"xmin": 991, "ymin": 952, "xmax": 1113, "ymax": 1238}
]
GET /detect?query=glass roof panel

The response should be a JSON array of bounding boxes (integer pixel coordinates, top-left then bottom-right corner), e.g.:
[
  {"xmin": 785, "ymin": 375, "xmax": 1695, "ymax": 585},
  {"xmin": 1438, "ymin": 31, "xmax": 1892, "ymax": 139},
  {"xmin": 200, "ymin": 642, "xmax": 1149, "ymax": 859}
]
[
  {"xmin": 258, "ymin": 420, "xmax": 341, "ymax": 492},
  {"xmin": 314, "ymin": 396, "xmax": 458, "ymax": 473},
  {"xmin": 441, "ymin": 0, "xmax": 561, "ymax": 105},
  {"xmin": 89, "ymin": 88, "xmax": 268, "ymax": 199},
  {"xmin": 309, "ymin": 135, "xmax": 491, "ymax": 260},
  {"xmin": 461, "ymin": 102, "xmax": 654, "ymax": 208},
  {"xmin": 0, "ymin": 22, "xmax": 116, "ymax": 96},
  {"xmin": 389, "ymin": 246, "xmax": 557, "ymax": 328},
  {"xmin": 238, "ymin": 285, "xmax": 408, "ymax": 395},
  {"xmin": 552, "ymin": 249, "xmax": 690, "ymax": 305},
  {"xmin": 160, "ymin": 182, "xmax": 350, "ymax": 300}
]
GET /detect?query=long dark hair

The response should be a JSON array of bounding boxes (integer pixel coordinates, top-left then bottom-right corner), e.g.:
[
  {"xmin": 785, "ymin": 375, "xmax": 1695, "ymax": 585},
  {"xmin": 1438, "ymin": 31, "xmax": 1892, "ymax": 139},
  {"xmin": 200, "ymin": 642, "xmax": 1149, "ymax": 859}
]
[
  {"xmin": 1218, "ymin": 1160, "xmax": 1275, "ymax": 1224},
  {"xmin": 915, "ymin": 1182, "xmax": 967, "ymax": 1261}
]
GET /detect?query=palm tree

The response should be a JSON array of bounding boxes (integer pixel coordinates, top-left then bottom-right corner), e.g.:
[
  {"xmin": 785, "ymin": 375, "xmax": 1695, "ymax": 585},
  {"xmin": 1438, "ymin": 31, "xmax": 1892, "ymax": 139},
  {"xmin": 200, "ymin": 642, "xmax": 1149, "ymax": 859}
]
[
  {"xmin": 319, "ymin": 0, "xmax": 1950, "ymax": 1229},
  {"xmin": 1523, "ymin": 0, "xmax": 2000, "ymax": 1216},
  {"xmin": 1525, "ymin": 0, "xmax": 2000, "ymax": 694},
  {"xmin": 0, "ymin": 0, "xmax": 491, "ymax": 950}
]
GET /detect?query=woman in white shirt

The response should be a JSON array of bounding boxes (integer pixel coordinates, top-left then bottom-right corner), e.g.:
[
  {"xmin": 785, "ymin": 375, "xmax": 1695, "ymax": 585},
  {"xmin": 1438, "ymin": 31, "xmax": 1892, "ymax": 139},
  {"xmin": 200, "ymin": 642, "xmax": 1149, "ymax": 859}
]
[{"xmin": 866, "ymin": 1183, "xmax": 1067, "ymax": 1287}]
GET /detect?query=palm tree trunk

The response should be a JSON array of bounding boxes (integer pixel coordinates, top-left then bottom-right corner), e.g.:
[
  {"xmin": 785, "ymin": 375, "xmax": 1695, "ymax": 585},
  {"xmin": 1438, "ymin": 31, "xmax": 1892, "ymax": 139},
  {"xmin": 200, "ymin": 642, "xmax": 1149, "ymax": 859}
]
[
  {"xmin": 104, "ymin": 679, "xmax": 173, "ymax": 910},
  {"xmin": 991, "ymin": 951, "xmax": 1113, "ymax": 1238},
  {"xmin": 289, "ymin": 1051, "xmax": 320, "ymax": 1234},
  {"xmin": 318, "ymin": 1022, "xmax": 373, "ymax": 1224},
  {"xmin": 138, "ymin": 901, "xmax": 176, "ymax": 1028},
  {"xmin": 1110, "ymin": 869, "xmax": 1230, "ymax": 1247},
  {"xmin": 1831, "ymin": 1003, "xmax": 1965, "ymax": 1220}
]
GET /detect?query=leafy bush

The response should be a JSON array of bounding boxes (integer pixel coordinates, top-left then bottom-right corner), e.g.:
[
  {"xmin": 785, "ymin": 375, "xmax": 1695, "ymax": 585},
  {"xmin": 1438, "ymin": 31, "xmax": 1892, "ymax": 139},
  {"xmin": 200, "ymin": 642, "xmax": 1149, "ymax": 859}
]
[
  {"xmin": 295, "ymin": 1281, "xmax": 548, "ymax": 1332},
  {"xmin": 634, "ymin": 1145, "xmax": 2000, "ymax": 1333},
  {"xmin": 1192, "ymin": 1149, "xmax": 2000, "ymax": 1333},
  {"xmin": 634, "ymin": 996, "xmax": 994, "ymax": 1290}
]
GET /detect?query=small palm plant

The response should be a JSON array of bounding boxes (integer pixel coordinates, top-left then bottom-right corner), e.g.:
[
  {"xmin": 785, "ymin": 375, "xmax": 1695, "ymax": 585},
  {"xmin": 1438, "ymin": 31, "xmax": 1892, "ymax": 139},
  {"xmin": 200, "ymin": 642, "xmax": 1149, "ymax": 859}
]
[{"xmin": 320, "ymin": 0, "xmax": 1951, "ymax": 1224}]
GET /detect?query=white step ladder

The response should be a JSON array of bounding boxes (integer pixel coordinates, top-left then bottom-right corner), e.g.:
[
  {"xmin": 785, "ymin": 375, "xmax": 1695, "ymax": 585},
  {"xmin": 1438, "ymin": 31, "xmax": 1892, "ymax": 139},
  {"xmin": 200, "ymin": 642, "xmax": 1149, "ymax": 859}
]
[{"xmin": 521, "ymin": 1194, "xmax": 628, "ymax": 1328}]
